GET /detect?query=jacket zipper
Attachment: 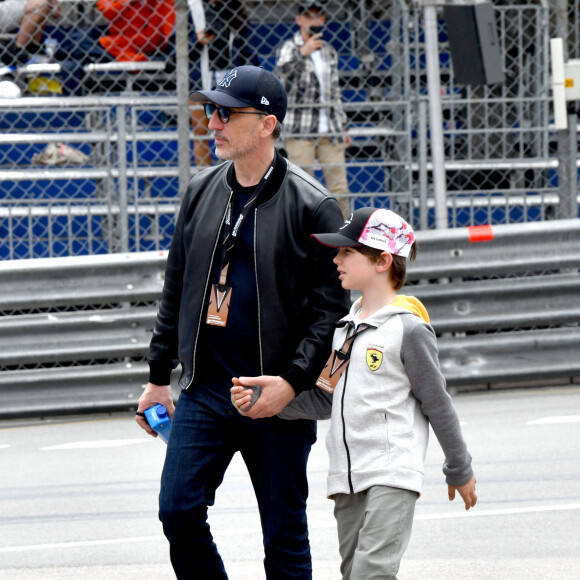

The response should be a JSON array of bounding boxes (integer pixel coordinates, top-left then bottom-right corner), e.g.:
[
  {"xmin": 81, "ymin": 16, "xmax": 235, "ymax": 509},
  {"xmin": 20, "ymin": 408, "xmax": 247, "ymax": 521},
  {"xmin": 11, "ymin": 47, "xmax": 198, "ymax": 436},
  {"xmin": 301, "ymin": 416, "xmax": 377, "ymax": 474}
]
[
  {"xmin": 253, "ymin": 207, "xmax": 264, "ymax": 374},
  {"xmin": 340, "ymin": 321, "xmax": 374, "ymax": 494},
  {"xmin": 341, "ymin": 357, "xmax": 354, "ymax": 493},
  {"xmin": 185, "ymin": 188, "xmax": 233, "ymax": 389}
]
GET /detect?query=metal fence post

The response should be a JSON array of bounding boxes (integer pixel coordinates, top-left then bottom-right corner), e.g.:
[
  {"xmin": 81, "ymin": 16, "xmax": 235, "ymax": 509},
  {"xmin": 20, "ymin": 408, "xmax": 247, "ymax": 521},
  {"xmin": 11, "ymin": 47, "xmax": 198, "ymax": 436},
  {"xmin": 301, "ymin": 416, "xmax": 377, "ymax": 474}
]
[
  {"xmin": 554, "ymin": 0, "xmax": 577, "ymax": 219},
  {"xmin": 422, "ymin": 0, "xmax": 448, "ymax": 230},
  {"xmin": 418, "ymin": 98, "xmax": 429, "ymax": 230},
  {"xmin": 174, "ymin": 0, "xmax": 191, "ymax": 200},
  {"xmin": 566, "ymin": 112, "xmax": 578, "ymax": 218},
  {"xmin": 116, "ymin": 104, "xmax": 129, "ymax": 253}
]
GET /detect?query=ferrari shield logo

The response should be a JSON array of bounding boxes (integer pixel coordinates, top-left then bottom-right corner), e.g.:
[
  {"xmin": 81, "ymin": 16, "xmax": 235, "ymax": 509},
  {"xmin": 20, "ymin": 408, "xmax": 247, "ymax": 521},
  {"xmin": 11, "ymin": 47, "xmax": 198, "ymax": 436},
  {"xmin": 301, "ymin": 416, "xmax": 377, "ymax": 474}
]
[{"xmin": 366, "ymin": 348, "xmax": 383, "ymax": 372}]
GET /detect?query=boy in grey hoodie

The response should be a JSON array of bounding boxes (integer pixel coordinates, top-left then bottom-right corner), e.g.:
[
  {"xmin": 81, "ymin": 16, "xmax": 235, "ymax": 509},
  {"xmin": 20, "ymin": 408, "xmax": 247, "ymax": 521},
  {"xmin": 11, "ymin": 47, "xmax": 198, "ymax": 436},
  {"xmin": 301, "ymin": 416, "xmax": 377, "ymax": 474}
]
[{"xmin": 232, "ymin": 207, "xmax": 477, "ymax": 580}]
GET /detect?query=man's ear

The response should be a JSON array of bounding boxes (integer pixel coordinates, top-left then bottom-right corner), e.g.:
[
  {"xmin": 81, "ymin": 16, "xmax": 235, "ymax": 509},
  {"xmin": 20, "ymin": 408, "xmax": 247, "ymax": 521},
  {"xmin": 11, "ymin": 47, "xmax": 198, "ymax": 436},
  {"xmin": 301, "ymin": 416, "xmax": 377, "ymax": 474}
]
[
  {"xmin": 376, "ymin": 251, "xmax": 393, "ymax": 272},
  {"xmin": 261, "ymin": 114, "xmax": 277, "ymax": 137}
]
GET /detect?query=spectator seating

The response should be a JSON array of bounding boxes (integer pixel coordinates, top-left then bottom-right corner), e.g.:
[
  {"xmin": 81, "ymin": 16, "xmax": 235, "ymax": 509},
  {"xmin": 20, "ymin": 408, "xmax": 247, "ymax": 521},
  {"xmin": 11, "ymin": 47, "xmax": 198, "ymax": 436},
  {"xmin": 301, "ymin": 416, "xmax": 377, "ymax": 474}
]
[{"xmin": 3, "ymin": 14, "xmax": 549, "ymax": 258}]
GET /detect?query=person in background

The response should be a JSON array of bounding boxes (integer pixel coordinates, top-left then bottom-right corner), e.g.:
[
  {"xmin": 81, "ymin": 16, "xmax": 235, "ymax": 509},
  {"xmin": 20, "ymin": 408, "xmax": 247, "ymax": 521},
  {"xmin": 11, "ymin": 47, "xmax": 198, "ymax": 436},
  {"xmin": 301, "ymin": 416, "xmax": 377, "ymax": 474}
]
[
  {"xmin": 276, "ymin": 0, "xmax": 352, "ymax": 217},
  {"xmin": 234, "ymin": 207, "xmax": 478, "ymax": 580},
  {"xmin": 188, "ymin": 0, "xmax": 259, "ymax": 166},
  {"xmin": 96, "ymin": 0, "xmax": 175, "ymax": 62},
  {"xmin": 54, "ymin": 0, "xmax": 175, "ymax": 95},
  {"xmin": 0, "ymin": 0, "xmax": 57, "ymax": 65},
  {"xmin": 135, "ymin": 65, "xmax": 349, "ymax": 579}
]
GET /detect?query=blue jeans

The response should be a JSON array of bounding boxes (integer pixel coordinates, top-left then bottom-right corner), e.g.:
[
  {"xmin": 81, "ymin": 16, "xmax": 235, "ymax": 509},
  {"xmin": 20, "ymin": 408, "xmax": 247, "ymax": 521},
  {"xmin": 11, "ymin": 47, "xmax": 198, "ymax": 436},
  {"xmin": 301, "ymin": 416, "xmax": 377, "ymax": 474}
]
[{"xmin": 159, "ymin": 387, "xmax": 316, "ymax": 579}]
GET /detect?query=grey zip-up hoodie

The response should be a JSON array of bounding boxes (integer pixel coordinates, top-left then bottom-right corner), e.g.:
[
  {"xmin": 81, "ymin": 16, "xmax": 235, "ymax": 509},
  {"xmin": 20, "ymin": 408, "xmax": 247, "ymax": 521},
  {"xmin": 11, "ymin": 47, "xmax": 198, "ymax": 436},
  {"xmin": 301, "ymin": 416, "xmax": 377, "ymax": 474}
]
[{"xmin": 280, "ymin": 296, "xmax": 473, "ymax": 497}]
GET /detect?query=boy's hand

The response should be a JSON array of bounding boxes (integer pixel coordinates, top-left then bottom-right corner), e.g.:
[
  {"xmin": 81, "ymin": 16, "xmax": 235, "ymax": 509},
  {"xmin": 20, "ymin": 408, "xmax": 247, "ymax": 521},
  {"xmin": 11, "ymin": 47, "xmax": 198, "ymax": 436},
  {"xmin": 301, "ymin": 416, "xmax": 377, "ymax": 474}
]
[
  {"xmin": 230, "ymin": 384, "xmax": 254, "ymax": 411},
  {"xmin": 448, "ymin": 475, "xmax": 477, "ymax": 510},
  {"xmin": 231, "ymin": 375, "xmax": 295, "ymax": 418}
]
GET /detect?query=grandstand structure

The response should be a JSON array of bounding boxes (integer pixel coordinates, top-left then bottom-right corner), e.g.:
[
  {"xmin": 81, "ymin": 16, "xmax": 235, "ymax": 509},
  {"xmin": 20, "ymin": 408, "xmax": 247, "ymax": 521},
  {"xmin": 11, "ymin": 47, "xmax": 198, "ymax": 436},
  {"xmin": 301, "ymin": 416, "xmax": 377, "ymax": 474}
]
[{"xmin": 0, "ymin": 0, "xmax": 577, "ymax": 259}]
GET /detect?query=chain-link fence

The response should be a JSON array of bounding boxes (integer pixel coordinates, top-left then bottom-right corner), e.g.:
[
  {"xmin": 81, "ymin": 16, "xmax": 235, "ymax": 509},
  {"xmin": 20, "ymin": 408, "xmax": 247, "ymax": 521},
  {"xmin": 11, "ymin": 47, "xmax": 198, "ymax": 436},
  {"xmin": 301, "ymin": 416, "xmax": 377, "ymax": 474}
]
[
  {"xmin": 0, "ymin": 0, "xmax": 578, "ymax": 259},
  {"xmin": 0, "ymin": 96, "xmax": 181, "ymax": 258}
]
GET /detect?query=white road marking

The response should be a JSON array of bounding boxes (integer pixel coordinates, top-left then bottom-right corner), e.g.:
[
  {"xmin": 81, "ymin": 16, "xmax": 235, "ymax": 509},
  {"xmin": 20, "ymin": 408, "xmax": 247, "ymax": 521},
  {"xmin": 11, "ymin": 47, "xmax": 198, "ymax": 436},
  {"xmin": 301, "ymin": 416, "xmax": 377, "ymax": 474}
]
[
  {"xmin": 0, "ymin": 444, "xmax": 9, "ymax": 449},
  {"xmin": 527, "ymin": 415, "xmax": 580, "ymax": 425},
  {"xmin": 40, "ymin": 438, "xmax": 154, "ymax": 450},
  {"xmin": 0, "ymin": 535, "xmax": 164, "ymax": 553},
  {"xmin": 415, "ymin": 503, "xmax": 580, "ymax": 520},
  {"xmin": 2, "ymin": 504, "xmax": 579, "ymax": 554}
]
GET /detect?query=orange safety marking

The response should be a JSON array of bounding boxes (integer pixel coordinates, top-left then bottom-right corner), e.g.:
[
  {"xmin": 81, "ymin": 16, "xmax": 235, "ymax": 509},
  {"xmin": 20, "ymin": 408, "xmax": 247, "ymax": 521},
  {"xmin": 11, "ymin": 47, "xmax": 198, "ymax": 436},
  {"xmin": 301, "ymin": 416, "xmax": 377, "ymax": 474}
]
[{"xmin": 467, "ymin": 225, "xmax": 494, "ymax": 242}]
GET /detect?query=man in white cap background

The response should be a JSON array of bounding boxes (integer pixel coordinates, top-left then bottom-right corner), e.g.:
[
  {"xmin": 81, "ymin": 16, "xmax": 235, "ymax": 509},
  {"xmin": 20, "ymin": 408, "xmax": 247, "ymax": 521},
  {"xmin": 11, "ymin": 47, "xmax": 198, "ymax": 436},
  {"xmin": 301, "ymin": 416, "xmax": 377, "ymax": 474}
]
[
  {"xmin": 276, "ymin": 1, "xmax": 352, "ymax": 218},
  {"xmin": 135, "ymin": 64, "xmax": 349, "ymax": 579}
]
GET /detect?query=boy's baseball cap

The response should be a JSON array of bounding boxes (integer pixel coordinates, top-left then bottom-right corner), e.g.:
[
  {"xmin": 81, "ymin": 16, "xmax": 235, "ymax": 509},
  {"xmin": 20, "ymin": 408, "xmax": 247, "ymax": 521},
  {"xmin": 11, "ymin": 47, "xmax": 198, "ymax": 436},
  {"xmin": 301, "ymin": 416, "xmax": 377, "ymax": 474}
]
[
  {"xmin": 312, "ymin": 207, "xmax": 416, "ymax": 258},
  {"xmin": 189, "ymin": 65, "xmax": 288, "ymax": 123}
]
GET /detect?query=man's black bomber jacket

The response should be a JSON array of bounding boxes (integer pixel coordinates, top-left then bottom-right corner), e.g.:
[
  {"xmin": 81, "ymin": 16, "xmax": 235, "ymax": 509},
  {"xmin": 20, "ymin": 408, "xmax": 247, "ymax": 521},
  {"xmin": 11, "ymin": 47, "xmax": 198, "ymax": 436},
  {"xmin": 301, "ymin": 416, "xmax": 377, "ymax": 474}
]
[{"xmin": 147, "ymin": 151, "xmax": 349, "ymax": 395}]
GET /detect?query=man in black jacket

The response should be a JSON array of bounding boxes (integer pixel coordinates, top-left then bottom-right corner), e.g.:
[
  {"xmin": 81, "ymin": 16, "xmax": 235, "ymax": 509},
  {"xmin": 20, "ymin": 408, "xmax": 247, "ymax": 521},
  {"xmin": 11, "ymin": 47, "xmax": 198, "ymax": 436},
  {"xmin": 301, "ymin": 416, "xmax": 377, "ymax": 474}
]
[{"xmin": 136, "ymin": 65, "xmax": 348, "ymax": 579}]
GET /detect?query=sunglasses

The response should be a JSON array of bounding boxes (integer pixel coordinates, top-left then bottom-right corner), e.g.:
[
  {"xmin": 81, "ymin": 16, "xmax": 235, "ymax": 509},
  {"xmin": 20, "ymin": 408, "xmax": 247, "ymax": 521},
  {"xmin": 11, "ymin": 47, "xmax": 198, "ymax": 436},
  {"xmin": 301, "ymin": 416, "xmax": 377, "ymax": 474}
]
[{"xmin": 203, "ymin": 103, "xmax": 268, "ymax": 124}]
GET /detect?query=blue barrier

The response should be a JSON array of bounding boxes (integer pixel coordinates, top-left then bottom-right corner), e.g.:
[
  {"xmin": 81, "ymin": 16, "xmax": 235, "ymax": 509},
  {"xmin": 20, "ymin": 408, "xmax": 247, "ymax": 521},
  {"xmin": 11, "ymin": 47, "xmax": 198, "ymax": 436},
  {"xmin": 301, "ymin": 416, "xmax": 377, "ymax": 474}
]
[{"xmin": 0, "ymin": 178, "xmax": 97, "ymax": 200}]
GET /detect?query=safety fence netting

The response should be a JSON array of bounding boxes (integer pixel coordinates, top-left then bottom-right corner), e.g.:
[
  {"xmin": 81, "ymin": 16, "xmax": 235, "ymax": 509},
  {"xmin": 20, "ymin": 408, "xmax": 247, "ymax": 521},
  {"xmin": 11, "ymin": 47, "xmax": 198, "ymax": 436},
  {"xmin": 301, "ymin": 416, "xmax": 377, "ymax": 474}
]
[{"xmin": 0, "ymin": 1, "xmax": 572, "ymax": 259}]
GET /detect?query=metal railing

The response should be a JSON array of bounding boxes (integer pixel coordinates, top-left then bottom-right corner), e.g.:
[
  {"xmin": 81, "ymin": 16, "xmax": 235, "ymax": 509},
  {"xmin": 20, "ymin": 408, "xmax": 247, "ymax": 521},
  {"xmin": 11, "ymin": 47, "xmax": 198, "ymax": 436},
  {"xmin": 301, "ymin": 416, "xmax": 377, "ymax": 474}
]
[
  {"xmin": 409, "ymin": 219, "xmax": 580, "ymax": 389},
  {"xmin": 0, "ymin": 219, "xmax": 578, "ymax": 419},
  {"xmin": 0, "ymin": 252, "xmax": 166, "ymax": 418}
]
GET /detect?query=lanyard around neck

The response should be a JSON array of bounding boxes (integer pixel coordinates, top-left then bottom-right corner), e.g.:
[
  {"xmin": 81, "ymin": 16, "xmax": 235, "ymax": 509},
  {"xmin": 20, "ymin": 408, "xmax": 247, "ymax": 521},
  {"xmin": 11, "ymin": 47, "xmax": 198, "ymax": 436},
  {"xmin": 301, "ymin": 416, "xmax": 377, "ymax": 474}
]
[
  {"xmin": 217, "ymin": 156, "xmax": 276, "ymax": 287},
  {"xmin": 315, "ymin": 321, "xmax": 373, "ymax": 393},
  {"xmin": 338, "ymin": 322, "xmax": 372, "ymax": 360}
]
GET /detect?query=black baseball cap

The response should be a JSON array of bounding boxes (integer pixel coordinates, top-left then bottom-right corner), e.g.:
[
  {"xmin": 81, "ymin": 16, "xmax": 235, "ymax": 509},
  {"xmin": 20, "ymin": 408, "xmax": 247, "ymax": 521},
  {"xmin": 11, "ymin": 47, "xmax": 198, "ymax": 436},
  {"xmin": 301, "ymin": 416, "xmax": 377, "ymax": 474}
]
[
  {"xmin": 189, "ymin": 65, "xmax": 287, "ymax": 123},
  {"xmin": 312, "ymin": 207, "xmax": 416, "ymax": 258}
]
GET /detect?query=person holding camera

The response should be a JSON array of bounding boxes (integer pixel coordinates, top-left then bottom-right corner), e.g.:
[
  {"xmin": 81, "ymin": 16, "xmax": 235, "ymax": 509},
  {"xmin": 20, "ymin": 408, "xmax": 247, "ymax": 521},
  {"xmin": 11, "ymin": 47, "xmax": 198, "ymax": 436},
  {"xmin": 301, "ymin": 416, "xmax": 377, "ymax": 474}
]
[{"xmin": 276, "ymin": 1, "xmax": 352, "ymax": 217}]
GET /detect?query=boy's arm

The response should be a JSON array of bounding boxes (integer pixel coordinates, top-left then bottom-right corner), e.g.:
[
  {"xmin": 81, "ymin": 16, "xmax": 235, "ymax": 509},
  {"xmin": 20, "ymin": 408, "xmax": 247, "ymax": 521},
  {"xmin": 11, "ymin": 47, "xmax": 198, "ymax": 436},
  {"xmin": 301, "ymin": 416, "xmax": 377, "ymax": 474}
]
[
  {"xmin": 277, "ymin": 386, "xmax": 333, "ymax": 421},
  {"xmin": 400, "ymin": 317, "xmax": 475, "ymax": 489}
]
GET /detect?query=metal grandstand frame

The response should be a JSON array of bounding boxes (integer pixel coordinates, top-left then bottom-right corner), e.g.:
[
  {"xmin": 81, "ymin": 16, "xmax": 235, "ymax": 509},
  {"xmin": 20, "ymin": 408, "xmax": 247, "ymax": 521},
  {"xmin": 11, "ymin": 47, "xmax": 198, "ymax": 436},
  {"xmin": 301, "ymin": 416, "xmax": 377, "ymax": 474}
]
[{"xmin": 0, "ymin": 1, "xmax": 577, "ymax": 260}]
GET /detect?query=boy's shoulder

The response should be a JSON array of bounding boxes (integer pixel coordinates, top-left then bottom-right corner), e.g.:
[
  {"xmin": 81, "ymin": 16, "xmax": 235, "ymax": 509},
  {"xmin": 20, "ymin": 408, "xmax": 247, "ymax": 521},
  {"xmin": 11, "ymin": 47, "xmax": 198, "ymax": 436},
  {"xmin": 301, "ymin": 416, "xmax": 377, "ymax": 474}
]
[
  {"xmin": 364, "ymin": 296, "xmax": 432, "ymax": 331},
  {"xmin": 392, "ymin": 295, "xmax": 430, "ymax": 324},
  {"xmin": 397, "ymin": 309, "xmax": 435, "ymax": 338}
]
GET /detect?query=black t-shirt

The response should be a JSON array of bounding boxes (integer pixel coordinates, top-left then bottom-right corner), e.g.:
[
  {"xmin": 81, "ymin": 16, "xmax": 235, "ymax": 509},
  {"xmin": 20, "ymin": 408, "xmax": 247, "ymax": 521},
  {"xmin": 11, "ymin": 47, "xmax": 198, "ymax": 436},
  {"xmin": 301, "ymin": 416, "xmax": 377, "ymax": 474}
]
[{"xmin": 192, "ymin": 179, "xmax": 261, "ymax": 403}]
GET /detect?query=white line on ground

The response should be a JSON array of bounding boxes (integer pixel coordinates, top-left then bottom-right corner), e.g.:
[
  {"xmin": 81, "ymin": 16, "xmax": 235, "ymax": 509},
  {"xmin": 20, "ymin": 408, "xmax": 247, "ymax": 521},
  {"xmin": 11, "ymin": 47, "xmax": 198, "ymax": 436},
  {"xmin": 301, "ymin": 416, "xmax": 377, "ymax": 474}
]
[
  {"xmin": 415, "ymin": 503, "xmax": 580, "ymax": 520},
  {"xmin": 527, "ymin": 415, "xmax": 580, "ymax": 425},
  {"xmin": 40, "ymin": 438, "xmax": 154, "ymax": 450},
  {"xmin": 0, "ymin": 535, "xmax": 164, "ymax": 553},
  {"xmin": 2, "ymin": 504, "xmax": 579, "ymax": 554}
]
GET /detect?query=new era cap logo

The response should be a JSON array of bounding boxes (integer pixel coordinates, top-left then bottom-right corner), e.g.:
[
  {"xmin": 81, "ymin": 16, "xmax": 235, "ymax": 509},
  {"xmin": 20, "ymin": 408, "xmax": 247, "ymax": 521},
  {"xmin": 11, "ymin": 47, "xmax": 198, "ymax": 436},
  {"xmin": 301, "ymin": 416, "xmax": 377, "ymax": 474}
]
[
  {"xmin": 261, "ymin": 96, "xmax": 269, "ymax": 105},
  {"xmin": 219, "ymin": 69, "xmax": 237, "ymax": 88}
]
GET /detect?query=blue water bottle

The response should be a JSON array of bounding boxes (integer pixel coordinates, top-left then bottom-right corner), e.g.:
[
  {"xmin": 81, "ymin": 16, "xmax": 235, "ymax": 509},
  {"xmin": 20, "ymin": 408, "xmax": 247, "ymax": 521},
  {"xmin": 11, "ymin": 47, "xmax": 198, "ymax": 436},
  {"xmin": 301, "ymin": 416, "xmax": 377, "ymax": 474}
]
[{"xmin": 144, "ymin": 404, "xmax": 171, "ymax": 443}]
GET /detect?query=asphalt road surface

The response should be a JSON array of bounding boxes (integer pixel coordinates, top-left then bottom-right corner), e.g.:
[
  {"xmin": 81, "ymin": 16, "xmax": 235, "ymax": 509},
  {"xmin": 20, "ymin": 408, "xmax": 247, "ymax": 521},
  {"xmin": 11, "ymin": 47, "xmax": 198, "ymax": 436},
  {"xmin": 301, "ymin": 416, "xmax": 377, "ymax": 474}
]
[{"xmin": 1, "ymin": 385, "xmax": 579, "ymax": 579}]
